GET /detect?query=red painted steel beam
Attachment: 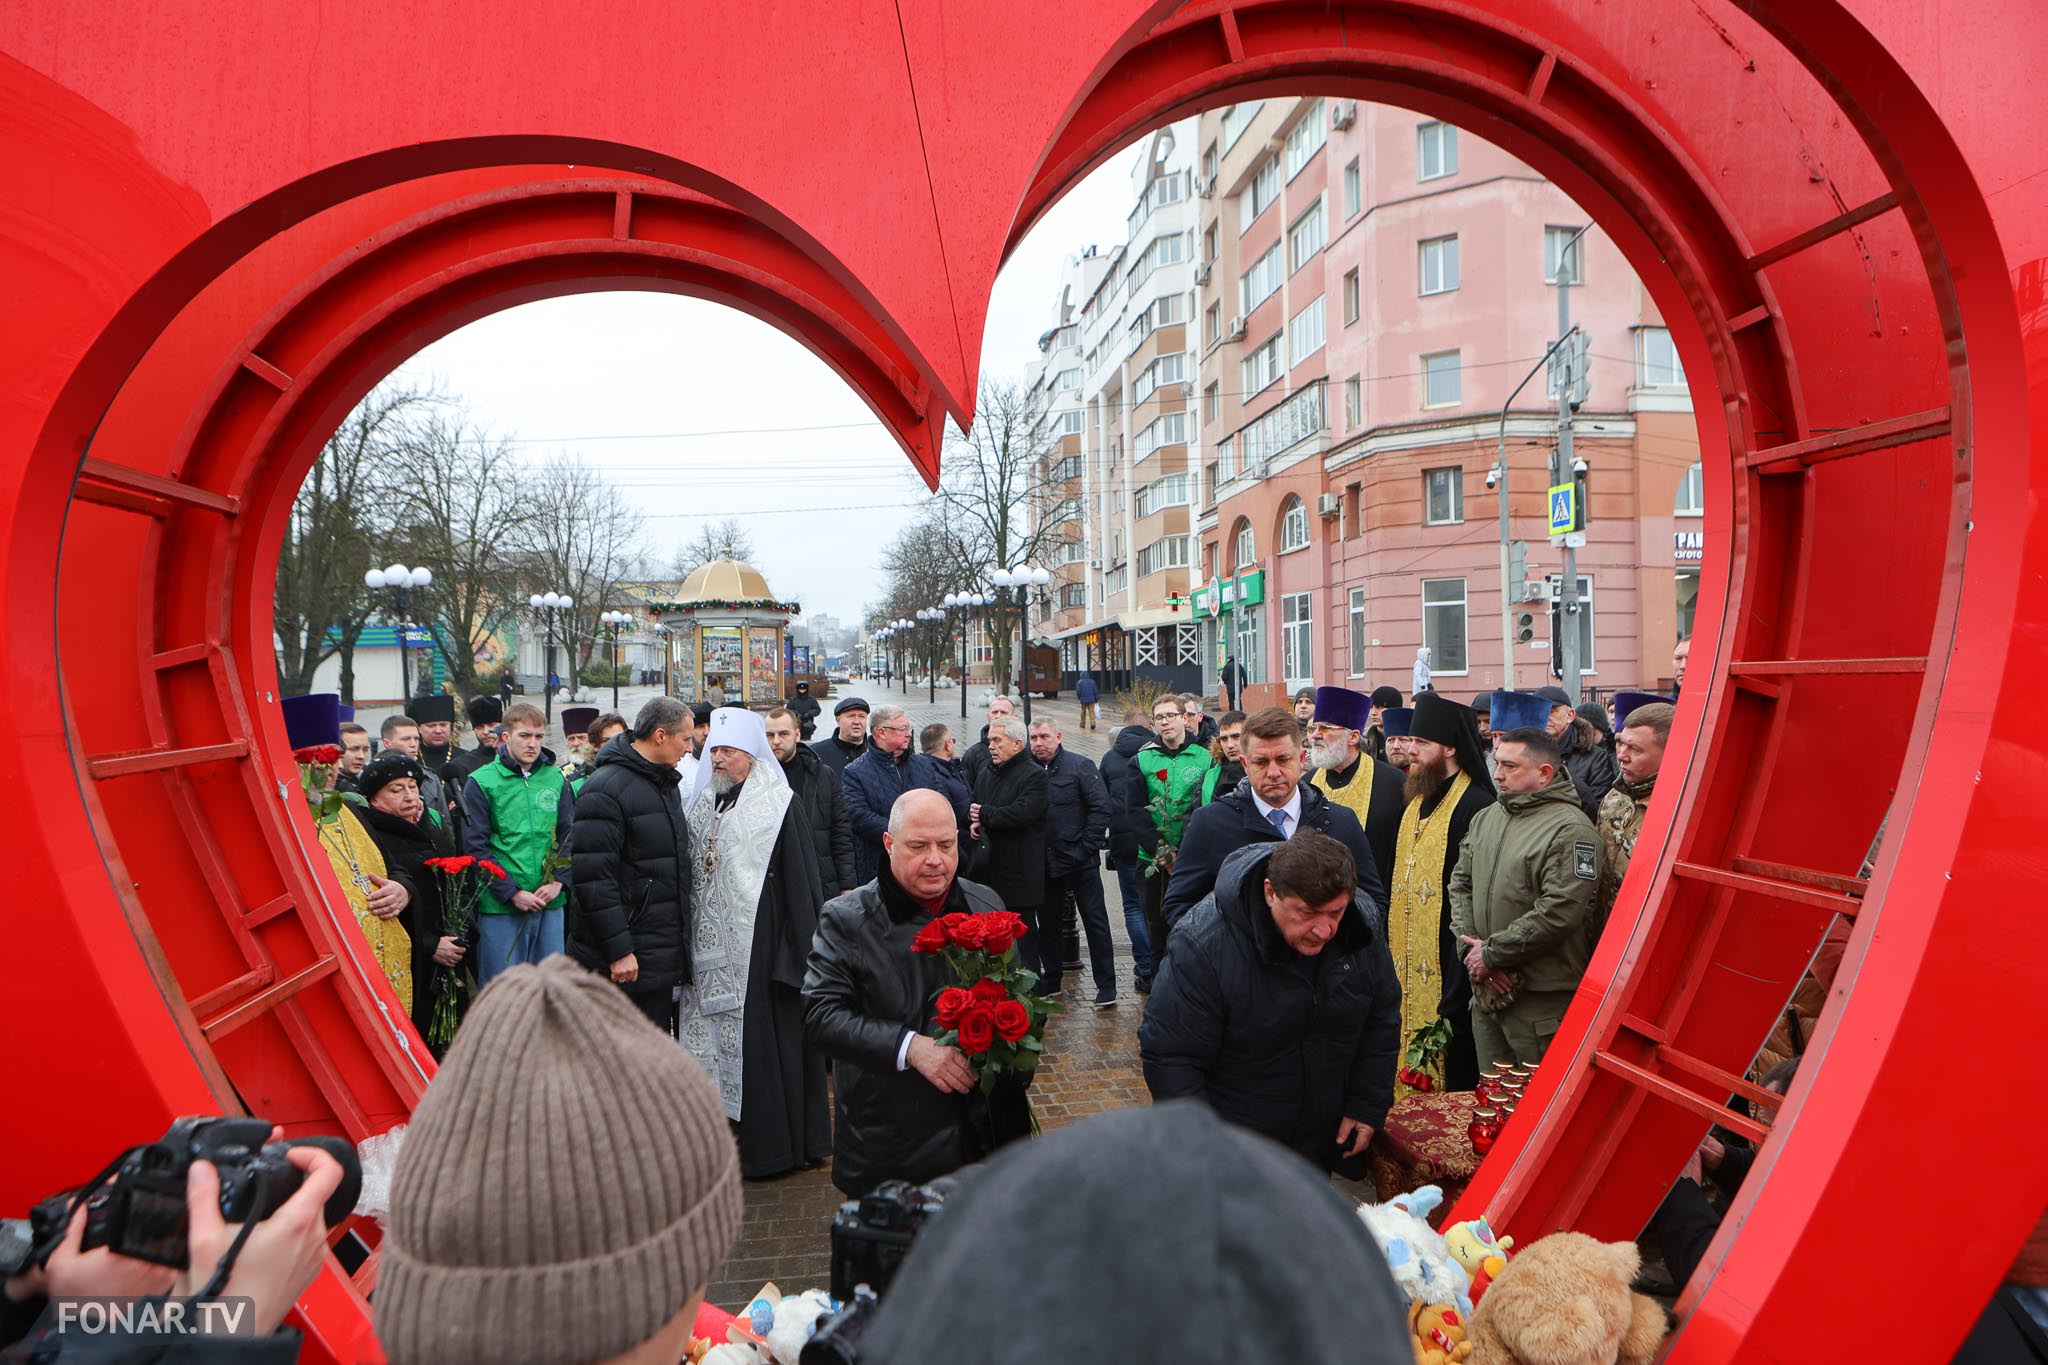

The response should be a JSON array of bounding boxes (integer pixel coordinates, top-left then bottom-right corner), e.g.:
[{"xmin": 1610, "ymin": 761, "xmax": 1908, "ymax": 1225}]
[{"xmin": 0, "ymin": 5, "xmax": 2043, "ymax": 1364}]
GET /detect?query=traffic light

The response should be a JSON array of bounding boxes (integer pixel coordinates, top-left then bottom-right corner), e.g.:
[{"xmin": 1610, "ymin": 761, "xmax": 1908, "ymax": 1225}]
[
  {"xmin": 1549, "ymin": 597, "xmax": 1564, "ymax": 678},
  {"xmin": 1515, "ymin": 610, "xmax": 1535, "ymax": 644}
]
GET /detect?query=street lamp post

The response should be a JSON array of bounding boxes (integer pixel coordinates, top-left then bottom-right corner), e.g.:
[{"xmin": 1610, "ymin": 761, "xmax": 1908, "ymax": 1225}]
[
  {"xmin": 599, "ymin": 610, "xmax": 633, "ymax": 711},
  {"xmin": 363, "ymin": 563, "xmax": 433, "ymax": 702},
  {"xmin": 652, "ymin": 623, "xmax": 672, "ymax": 698},
  {"xmin": 919, "ymin": 607, "xmax": 944, "ymax": 704},
  {"xmin": 991, "ymin": 567, "xmax": 1052, "ymax": 724},
  {"xmin": 895, "ymin": 619, "xmax": 914, "ymax": 694},
  {"xmin": 527, "ymin": 590, "xmax": 573, "ymax": 723},
  {"xmin": 944, "ymin": 592, "xmax": 985, "ymax": 719}
]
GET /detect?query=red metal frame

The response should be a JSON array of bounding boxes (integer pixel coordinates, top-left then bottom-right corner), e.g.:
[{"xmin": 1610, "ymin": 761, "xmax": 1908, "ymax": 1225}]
[{"xmin": 3, "ymin": 4, "xmax": 2044, "ymax": 1362}]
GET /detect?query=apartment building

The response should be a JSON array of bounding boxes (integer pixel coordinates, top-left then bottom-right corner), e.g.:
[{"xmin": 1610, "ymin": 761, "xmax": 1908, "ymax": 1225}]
[{"xmin": 1191, "ymin": 97, "xmax": 1700, "ymax": 705}]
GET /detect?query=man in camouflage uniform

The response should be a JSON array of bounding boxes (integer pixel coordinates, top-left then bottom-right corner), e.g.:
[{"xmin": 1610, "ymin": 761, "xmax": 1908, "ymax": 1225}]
[{"xmin": 1593, "ymin": 696, "xmax": 1675, "ymax": 943}]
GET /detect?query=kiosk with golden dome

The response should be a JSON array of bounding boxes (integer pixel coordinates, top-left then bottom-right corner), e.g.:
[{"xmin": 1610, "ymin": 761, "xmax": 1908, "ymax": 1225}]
[{"xmin": 652, "ymin": 559, "xmax": 801, "ymax": 708}]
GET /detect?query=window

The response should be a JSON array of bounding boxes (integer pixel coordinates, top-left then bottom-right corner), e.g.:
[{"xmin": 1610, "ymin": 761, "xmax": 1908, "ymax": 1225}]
[
  {"xmin": 1284, "ymin": 99, "xmax": 1327, "ymax": 178},
  {"xmin": 1287, "ymin": 295, "xmax": 1326, "ymax": 367},
  {"xmin": 1045, "ymin": 498, "xmax": 1083, "ymax": 525},
  {"xmin": 1133, "ymin": 352, "xmax": 1187, "ymax": 404},
  {"xmin": 1287, "ymin": 198, "xmax": 1326, "ymax": 273},
  {"xmin": 1203, "ymin": 143, "xmax": 1218, "ymax": 180},
  {"xmin": 1135, "ymin": 473, "xmax": 1191, "ymax": 518},
  {"xmin": 1281, "ymin": 592, "xmax": 1314, "ymax": 686},
  {"xmin": 1054, "ymin": 368, "xmax": 1081, "ymax": 392},
  {"xmin": 1279, "ymin": 496, "xmax": 1310, "ymax": 551},
  {"xmin": 1136, "ymin": 535, "xmax": 1191, "ymax": 577},
  {"xmin": 1203, "ymin": 223, "xmax": 1219, "ymax": 263},
  {"xmin": 1343, "ymin": 157, "xmax": 1362, "ymax": 217},
  {"xmin": 1123, "ymin": 230, "xmax": 1188, "ymax": 292},
  {"xmin": 1417, "ymin": 120, "xmax": 1459, "ymax": 180},
  {"xmin": 1422, "ymin": 350, "xmax": 1462, "ymax": 407},
  {"xmin": 1061, "ymin": 583, "xmax": 1087, "ymax": 608},
  {"xmin": 1233, "ymin": 520, "xmax": 1256, "ymax": 568},
  {"xmin": 1639, "ymin": 326, "xmax": 1686, "ymax": 387},
  {"xmin": 1153, "ymin": 292, "xmax": 1185, "ymax": 326},
  {"xmin": 1422, "ymin": 578, "xmax": 1468, "ymax": 673},
  {"xmin": 1052, "ymin": 455, "xmax": 1082, "ymax": 482},
  {"xmin": 1233, "ymin": 600, "xmax": 1266, "ymax": 684},
  {"xmin": 1344, "ymin": 374, "xmax": 1362, "ymax": 429},
  {"xmin": 1550, "ymin": 574, "xmax": 1596, "ymax": 673},
  {"xmin": 1055, "ymin": 410, "xmax": 1084, "ymax": 437},
  {"xmin": 1204, "ymin": 382, "xmax": 1220, "ymax": 425},
  {"xmin": 1343, "ymin": 268, "xmax": 1360, "ymax": 324},
  {"xmin": 1241, "ymin": 334, "xmax": 1282, "ymax": 396},
  {"xmin": 1239, "ymin": 379, "xmax": 1325, "ymax": 467},
  {"xmin": 1240, "ymin": 156, "xmax": 1280, "ymax": 232},
  {"xmin": 1419, "ymin": 234, "xmax": 1460, "ymax": 294},
  {"xmin": 1545, "ymin": 225, "xmax": 1586, "ymax": 284},
  {"xmin": 1348, "ymin": 588, "xmax": 1367, "ymax": 675},
  {"xmin": 1239, "ymin": 242, "xmax": 1283, "ymax": 313},
  {"xmin": 1675, "ymin": 461, "xmax": 1704, "ymax": 516},
  {"xmin": 1206, "ymin": 303, "xmax": 1222, "ymax": 345},
  {"xmin": 1134, "ymin": 411, "xmax": 1189, "ymax": 460},
  {"xmin": 1221, "ymin": 100, "xmax": 1263, "ymax": 151},
  {"xmin": 1424, "ymin": 467, "xmax": 1463, "ymax": 524},
  {"xmin": 1057, "ymin": 538, "xmax": 1087, "ymax": 564}
]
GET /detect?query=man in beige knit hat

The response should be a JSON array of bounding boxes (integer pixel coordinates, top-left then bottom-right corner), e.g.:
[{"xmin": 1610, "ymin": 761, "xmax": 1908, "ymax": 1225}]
[{"xmin": 375, "ymin": 957, "xmax": 742, "ymax": 1365}]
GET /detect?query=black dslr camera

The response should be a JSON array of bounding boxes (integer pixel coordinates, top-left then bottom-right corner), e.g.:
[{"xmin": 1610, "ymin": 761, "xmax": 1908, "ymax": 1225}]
[
  {"xmin": 0, "ymin": 1117, "xmax": 360, "ymax": 1275},
  {"xmin": 802, "ymin": 1178, "xmax": 953, "ymax": 1364}
]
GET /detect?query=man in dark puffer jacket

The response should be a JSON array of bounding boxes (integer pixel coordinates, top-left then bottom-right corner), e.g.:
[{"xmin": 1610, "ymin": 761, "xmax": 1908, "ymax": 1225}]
[
  {"xmin": 1140, "ymin": 832, "xmax": 1400, "ymax": 1175},
  {"xmin": 568, "ymin": 696, "xmax": 695, "ymax": 1033},
  {"xmin": 768, "ymin": 705, "xmax": 857, "ymax": 899}
]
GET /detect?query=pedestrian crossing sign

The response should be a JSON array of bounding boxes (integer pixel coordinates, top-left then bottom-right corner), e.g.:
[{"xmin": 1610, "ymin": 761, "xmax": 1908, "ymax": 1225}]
[{"xmin": 1548, "ymin": 483, "xmax": 1577, "ymax": 536}]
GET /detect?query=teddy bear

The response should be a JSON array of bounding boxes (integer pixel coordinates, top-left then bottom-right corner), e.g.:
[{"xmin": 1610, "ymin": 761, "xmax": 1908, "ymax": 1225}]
[
  {"xmin": 1357, "ymin": 1186, "xmax": 1474, "ymax": 1315},
  {"xmin": 1466, "ymin": 1232, "xmax": 1668, "ymax": 1365},
  {"xmin": 1409, "ymin": 1301, "xmax": 1474, "ymax": 1364},
  {"xmin": 1443, "ymin": 1217, "xmax": 1514, "ymax": 1303}
]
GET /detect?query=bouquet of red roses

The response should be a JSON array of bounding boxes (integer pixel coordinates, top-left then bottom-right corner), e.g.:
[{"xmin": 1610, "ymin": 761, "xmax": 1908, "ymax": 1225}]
[
  {"xmin": 911, "ymin": 909, "xmax": 1053, "ymax": 1096},
  {"xmin": 419, "ymin": 854, "xmax": 505, "ymax": 1046}
]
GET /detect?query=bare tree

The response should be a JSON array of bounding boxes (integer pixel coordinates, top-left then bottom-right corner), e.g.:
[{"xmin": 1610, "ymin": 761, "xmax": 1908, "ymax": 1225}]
[
  {"xmin": 930, "ymin": 381, "xmax": 1064, "ymax": 686},
  {"xmin": 275, "ymin": 384, "xmax": 437, "ymax": 697},
  {"xmin": 513, "ymin": 455, "xmax": 647, "ymax": 690},
  {"xmin": 378, "ymin": 412, "xmax": 536, "ymax": 698},
  {"xmin": 671, "ymin": 517, "xmax": 757, "ymax": 577}
]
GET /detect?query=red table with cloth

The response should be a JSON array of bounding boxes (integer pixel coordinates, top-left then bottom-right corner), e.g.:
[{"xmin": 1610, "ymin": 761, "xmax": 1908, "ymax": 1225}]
[{"xmin": 1368, "ymin": 1090, "xmax": 1482, "ymax": 1224}]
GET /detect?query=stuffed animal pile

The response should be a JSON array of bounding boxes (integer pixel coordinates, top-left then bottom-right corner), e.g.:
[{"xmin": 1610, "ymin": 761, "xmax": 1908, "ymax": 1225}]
[{"xmin": 1359, "ymin": 1190, "xmax": 1668, "ymax": 1365}]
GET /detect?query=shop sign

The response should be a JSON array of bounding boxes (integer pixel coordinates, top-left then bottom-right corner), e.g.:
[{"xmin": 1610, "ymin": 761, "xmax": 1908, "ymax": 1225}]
[
  {"xmin": 1192, "ymin": 567, "xmax": 1266, "ymax": 621},
  {"xmin": 1674, "ymin": 529, "xmax": 1704, "ymax": 565}
]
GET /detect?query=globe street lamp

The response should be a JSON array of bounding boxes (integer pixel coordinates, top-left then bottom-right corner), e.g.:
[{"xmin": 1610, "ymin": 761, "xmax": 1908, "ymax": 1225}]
[
  {"xmin": 363, "ymin": 563, "xmax": 433, "ymax": 703},
  {"xmin": 527, "ymin": 590, "xmax": 573, "ymax": 722},
  {"xmin": 989, "ymin": 567, "xmax": 1053, "ymax": 724},
  {"xmin": 599, "ymin": 610, "xmax": 635, "ymax": 711},
  {"xmin": 945, "ymin": 591, "xmax": 989, "ymax": 719},
  {"xmin": 895, "ymin": 618, "xmax": 914, "ymax": 694}
]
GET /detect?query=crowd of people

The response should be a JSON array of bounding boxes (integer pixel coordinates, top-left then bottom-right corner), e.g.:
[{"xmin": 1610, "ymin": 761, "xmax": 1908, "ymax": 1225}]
[{"xmin": 2, "ymin": 655, "xmax": 1732, "ymax": 1361}]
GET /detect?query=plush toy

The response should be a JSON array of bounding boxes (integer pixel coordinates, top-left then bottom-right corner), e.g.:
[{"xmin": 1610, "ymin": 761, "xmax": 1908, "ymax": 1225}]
[
  {"xmin": 762, "ymin": 1289, "xmax": 834, "ymax": 1364},
  {"xmin": 1443, "ymin": 1217, "xmax": 1514, "ymax": 1303},
  {"xmin": 1466, "ymin": 1232, "xmax": 1668, "ymax": 1365},
  {"xmin": 1358, "ymin": 1186, "xmax": 1474, "ymax": 1315},
  {"xmin": 1409, "ymin": 1302, "xmax": 1473, "ymax": 1364}
]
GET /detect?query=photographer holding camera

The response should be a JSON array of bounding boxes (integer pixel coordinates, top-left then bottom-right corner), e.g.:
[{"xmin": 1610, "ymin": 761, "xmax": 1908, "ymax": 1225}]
[{"xmin": 3, "ymin": 1123, "xmax": 352, "ymax": 1360}]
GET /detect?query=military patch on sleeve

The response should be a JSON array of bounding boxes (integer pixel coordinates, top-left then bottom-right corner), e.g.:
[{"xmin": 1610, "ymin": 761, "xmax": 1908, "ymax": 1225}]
[{"xmin": 1573, "ymin": 840, "xmax": 1598, "ymax": 881}]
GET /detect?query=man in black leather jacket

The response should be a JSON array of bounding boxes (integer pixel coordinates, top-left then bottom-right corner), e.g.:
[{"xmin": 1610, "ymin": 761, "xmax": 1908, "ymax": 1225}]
[{"xmin": 803, "ymin": 789, "xmax": 1004, "ymax": 1197}]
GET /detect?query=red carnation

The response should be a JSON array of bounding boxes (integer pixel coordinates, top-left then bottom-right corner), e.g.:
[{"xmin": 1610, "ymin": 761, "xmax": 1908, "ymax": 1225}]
[
  {"xmin": 911, "ymin": 919, "xmax": 951, "ymax": 954},
  {"xmin": 957, "ymin": 1006, "xmax": 996, "ymax": 1055},
  {"xmin": 934, "ymin": 987, "xmax": 970, "ymax": 1028},
  {"xmin": 949, "ymin": 916, "xmax": 989, "ymax": 951},
  {"xmin": 969, "ymin": 978, "xmax": 1007, "ymax": 1004},
  {"xmin": 1155, "ymin": 768, "xmax": 1169, "ymax": 781},
  {"xmin": 993, "ymin": 998, "xmax": 1031, "ymax": 1043},
  {"xmin": 477, "ymin": 859, "xmax": 508, "ymax": 881}
]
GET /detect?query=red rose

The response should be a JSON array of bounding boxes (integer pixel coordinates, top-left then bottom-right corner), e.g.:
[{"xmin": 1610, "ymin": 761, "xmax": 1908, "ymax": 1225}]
[
  {"xmin": 993, "ymin": 998, "xmax": 1030, "ymax": 1043},
  {"xmin": 939, "ymin": 912, "xmax": 973, "ymax": 943},
  {"xmin": 957, "ymin": 1006, "xmax": 996, "ymax": 1055},
  {"xmin": 979, "ymin": 911, "xmax": 1024, "ymax": 954},
  {"xmin": 294, "ymin": 744, "xmax": 343, "ymax": 766},
  {"xmin": 934, "ymin": 987, "xmax": 970, "ymax": 1028},
  {"xmin": 969, "ymin": 978, "xmax": 1007, "ymax": 1004},
  {"xmin": 1155, "ymin": 768, "xmax": 1169, "ymax": 780},
  {"xmin": 950, "ymin": 916, "xmax": 989, "ymax": 951},
  {"xmin": 911, "ymin": 919, "xmax": 951, "ymax": 954}
]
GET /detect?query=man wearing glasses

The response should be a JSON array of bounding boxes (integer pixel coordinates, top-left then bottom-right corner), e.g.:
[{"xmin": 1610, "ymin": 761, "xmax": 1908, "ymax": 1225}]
[
  {"xmin": 842, "ymin": 703, "xmax": 970, "ymax": 887},
  {"xmin": 1127, "ymin": 697, "xmax": 1213, "ymax": 977}
]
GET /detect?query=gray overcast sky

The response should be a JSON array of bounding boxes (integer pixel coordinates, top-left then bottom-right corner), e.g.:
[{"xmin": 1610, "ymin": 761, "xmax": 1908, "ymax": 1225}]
[{"xmin": 388, "ymin": 147, "xmax": 1139, "ymax": 626}]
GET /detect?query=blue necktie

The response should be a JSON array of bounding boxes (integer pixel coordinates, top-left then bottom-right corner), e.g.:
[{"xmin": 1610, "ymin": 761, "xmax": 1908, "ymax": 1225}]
[{"xmin": 1267, "ymin": 807, "xmax": 1290, "ymax": 839}]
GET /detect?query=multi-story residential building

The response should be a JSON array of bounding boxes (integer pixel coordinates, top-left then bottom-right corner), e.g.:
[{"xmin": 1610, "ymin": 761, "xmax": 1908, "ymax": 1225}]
[
  {"xmin": 1191, "ymin": 97, "xmax": 1699, "ymax": 706},
  {"xmin": 1029, "ymin": 121, "xmax": 1207, "ymax": 693},
  {"xmin": 1024, "ymin": 101, "xmax": 1702, "ymax": 706}
]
